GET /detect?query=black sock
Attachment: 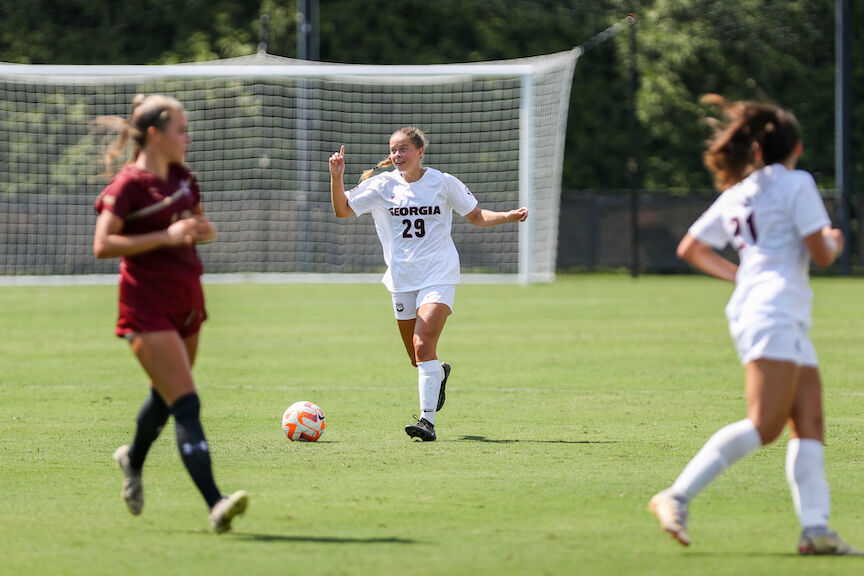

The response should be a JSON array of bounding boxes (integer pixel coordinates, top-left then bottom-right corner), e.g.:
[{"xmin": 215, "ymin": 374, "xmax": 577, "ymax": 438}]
[
  {"xmin": 171, "ymin": 393, "xmax": 222, "ymax": 509},
  {"xmin": 128, "ymin": 387, "xmax": 171, "ymax": 470}
]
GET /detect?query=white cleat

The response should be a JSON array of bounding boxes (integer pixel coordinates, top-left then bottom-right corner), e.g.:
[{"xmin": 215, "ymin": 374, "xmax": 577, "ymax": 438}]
[
  {"xmin": 798, "ymin": 531, "xmax": 864, "ymax": 556},
  {"xmin": 649, "ymin": 489, "xmax": 691, "ymax": 546},
  {"xmin": 209, "ymin": 491, "xmax": 248, "ymax": 534},
  {"xmin": 112, "ymin": 445, "xmax": 143, "ymax": 515}
]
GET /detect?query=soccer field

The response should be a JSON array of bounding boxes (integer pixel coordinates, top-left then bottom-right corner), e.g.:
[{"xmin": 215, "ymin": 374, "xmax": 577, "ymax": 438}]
[{"xmin": 2, "ymin": 276, "xmax": 863, "ymax": 575}]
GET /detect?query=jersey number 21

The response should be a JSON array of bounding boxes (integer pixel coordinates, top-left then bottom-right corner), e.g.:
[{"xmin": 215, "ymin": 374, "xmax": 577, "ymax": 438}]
[{"xmin": 730, "ymin": 209, "xmax": 757, "ymax": 251}]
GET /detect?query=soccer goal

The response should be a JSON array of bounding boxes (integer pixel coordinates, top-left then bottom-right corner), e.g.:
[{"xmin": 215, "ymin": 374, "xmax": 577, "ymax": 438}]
[{"xmin": 0, "ymin": 50, "xmax": 578, "ymax": 284}]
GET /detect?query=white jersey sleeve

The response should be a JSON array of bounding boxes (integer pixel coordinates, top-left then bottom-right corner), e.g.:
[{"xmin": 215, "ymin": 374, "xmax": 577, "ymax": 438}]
[
  {"xmin": 688, "ymin": 195, "xmax": 730, "ymax": 250},
  {"xmin": 347, "ymin": 176, "xmax": 385, "ymax": 216},
  {"xmin": 444, "ymin": 173, "xmax": 479, "ymax": 216},
  {"xmin": 789, "ymin": 172, "xmax": 830, "ymax": 238}
]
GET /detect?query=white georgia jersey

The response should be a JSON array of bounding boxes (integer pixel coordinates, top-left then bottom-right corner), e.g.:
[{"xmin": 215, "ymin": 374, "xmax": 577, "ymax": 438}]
[
  {"xmin": 688, "ymin": 164, "xmax": 831, "ymax": 330},
  {"xmin": 347, "ymin": 167, "xmax": 479, "ymax": 292}
]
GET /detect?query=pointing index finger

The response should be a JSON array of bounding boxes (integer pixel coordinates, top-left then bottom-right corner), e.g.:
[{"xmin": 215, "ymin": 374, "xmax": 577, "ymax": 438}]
[{"xmin": 339, "ymin": 145, "xmax": 345, "ymax": 155}]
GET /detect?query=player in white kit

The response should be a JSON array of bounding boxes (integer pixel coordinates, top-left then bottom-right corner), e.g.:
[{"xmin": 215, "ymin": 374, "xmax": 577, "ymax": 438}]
[
  {"xmin": 329, "ymin": 127, "xmax": 528, "ymax": 441},
  {"xmin": 649, "ymin": 96, "xmax": 862, "ymax": 555}
]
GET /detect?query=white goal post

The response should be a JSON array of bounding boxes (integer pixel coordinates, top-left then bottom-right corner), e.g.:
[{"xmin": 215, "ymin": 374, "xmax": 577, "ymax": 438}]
[{"xmin": 0, "ymin": 50, "xmax": 578, "ymax": 284}]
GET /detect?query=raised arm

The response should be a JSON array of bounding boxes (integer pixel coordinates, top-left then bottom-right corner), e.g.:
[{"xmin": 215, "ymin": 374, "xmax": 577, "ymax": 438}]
[
  {"xmin": 463, "ymin": 206, "xmax": 528, "ymax": 227},
  {"xmin": 329, "ymin": 145, "xmax": 355, "ymax": 218},
  {"xmin": 676, "ymin": 233, "xmax": 738, "ymax": 283}
]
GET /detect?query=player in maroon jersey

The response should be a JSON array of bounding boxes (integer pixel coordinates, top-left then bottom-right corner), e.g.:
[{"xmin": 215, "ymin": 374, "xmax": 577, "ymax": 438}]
[{"xmin": 94, "ymin": 94, "xmax": 246, "ymax": 533}]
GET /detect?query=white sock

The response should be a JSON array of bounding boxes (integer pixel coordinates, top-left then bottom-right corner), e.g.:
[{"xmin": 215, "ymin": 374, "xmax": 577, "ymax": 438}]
[
  {"xmin": 417, "ymin": 359, "xmax": 442, "ymax": 425},
  {"xmin": 786, "ymin": 438, "xmax": 831, "ymax": 529},
  {"xmin": 671, "ymin": 419, "xmax": 762, "ymax": 502}
]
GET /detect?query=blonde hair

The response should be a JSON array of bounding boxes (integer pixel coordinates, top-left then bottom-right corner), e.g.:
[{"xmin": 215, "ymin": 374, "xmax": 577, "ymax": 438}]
[
  {"xmin": 96, "ymin": 94, "xmax": 185, "ymax": 176},
  {"xmin": 359, "ymin": 126, "xmax": 429, "ymax": 182}
]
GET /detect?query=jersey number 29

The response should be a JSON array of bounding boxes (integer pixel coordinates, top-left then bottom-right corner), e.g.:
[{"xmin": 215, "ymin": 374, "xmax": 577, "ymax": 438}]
[{"xmin": 402, "ymin": 218, "xmax": 426, "ymax": 238}]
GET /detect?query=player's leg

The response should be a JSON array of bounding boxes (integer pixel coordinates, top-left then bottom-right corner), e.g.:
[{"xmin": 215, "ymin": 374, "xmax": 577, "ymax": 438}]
[
  {"xmin": 130, "ymin": 331, "xmax": 223, "ymax": 509},
  {"xmin": 404, "ymin": 287, "xmax": 455, "ymax": 441},
  {"xmin": 786, "ymin": 365, "xmax": 860, "ymax": 554},
  {"xmin": 413, "ymin": 302, "xmax": 449, "ymax": 421},
  {"xmin": 786, "ymin": 367, "xmax": 830, "ymax": 542},
  {"xmin": 672, "ymin": 359, "xmax": 796, "ymax": 495},
  {"xmin": 123, "ymin": 325, "xmax": 204, "ymax": 477},
  {"xmin": 397, "ymin": 319, "xmax": 418, "ymax": 366},
  {"xmin": 392, "ymin": 291, "xmax": 419, "ymax": 366},
  {"xmin": 651, "ymin": 359, "xmax": 796, "ymax": 545},
  {"xmin": 179, "ymin": 330, "xmax": 248, "ymax": 532}
]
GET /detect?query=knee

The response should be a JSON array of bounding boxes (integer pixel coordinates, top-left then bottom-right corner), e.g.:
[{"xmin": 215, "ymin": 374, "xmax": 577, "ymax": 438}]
[
  {"xmin": 412, "ymin": 334, "xmax": 434, "ymax": 361},
  {"xmin": 170, "ymin": 392, "xmax": 201, "ymax": 422},
  {"xmin": 792, "ymin": 414, "xmax": 824, "ymax": 442},
  {"xmin": 754, "ymin": 421, "xmax": 785, "ymax": 445}
]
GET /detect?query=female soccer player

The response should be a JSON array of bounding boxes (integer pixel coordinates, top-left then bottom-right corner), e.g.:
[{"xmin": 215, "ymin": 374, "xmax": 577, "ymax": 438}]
[
  {"xmin": 94, "ymin": 94, "xmax": 247, "ymax": 533},
  {"xmin": 328, "ymin": 127, "xmax": 528, "ymax": 441},
  {"xmin": 649, "ymin": 95, "xmax": 861, "ymax": 555}
]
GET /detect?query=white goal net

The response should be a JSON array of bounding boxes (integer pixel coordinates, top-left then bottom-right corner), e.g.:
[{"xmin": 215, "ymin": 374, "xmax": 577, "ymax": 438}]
[{"xmin": 0, "ymin": 50, "xmax": 577, "ymax": 283}]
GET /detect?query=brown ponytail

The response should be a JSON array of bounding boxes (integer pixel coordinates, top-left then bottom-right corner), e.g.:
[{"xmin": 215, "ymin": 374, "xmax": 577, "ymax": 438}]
[
  {"xmin": 96, "ymin": 94, "xmax": 184, "ymax": 176},
  {"xmin": 701, "ymin": 95, "xmax": 801, "ymax": 190},
  {"xmin": 358, "ymin": 126, "xmax": 429, "ymax": 183}
]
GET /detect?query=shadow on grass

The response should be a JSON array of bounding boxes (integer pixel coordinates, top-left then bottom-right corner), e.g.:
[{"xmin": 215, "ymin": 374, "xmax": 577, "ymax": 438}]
[
  {"xmin": 231, "ymin": 533, "xmax": 417, "ymax": 544},
  {"xmin": 684, "ymin": 552, "xmax": 800, "ymax": 558},
  {"xmin": 455, "ymin": 435, "xmax": 616, "ymax": 444}
]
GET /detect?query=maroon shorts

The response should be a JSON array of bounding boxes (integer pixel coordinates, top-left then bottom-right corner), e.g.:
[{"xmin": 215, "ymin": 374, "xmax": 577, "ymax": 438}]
[
  {"xmin": 116, "ymin": 303, "xmax": 207, "ymax": 340},
  {"xmin": 115, "ymin": 274, "xmax": 207, "ymax": 340}
]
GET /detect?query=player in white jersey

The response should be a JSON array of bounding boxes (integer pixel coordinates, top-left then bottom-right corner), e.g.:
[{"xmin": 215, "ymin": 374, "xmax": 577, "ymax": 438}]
[
  {"xmin": 649, "ymin": 96, "xmax": 862, "ymax": 556},
  {"xmin": 329, "ymin": 127, "xmax": 528, "ymax": 441}
]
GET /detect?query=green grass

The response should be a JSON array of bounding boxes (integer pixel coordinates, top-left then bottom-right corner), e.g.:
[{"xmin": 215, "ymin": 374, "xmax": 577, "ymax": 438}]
[{"xmin": 2, "ymin": 276, "xmax": 864, "ymax": 575}]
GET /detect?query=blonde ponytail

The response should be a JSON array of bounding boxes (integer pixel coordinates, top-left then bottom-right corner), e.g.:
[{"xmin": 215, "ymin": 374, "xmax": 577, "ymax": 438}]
[
  {"xmin": 359, "ymin": 157, "xmax": 394, "ymax": 182},
  {"xmin": 95, "ymin": 93, "xmax": 184, "ymax": 177}
]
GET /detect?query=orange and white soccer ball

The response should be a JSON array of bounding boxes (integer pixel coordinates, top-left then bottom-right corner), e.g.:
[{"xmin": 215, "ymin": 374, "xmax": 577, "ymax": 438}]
[{"xmin": 282, "ymin": 401, "xmax": 326, "ymax": 442}]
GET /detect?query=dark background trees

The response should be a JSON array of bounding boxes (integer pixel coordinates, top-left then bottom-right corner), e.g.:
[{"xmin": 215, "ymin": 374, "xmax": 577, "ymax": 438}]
[{"xmin": 0, "ymin": 0, "xmax": 858, "ymax": 193}]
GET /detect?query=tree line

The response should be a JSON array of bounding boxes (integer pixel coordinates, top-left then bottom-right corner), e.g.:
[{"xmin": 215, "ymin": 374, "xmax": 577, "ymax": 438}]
[{"xmin": 0, "ymin": 0, "xmax": 858, "ymax": 193}]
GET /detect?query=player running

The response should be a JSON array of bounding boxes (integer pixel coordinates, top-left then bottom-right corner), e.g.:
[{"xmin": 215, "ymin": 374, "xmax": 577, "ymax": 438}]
[
  {"xmin": 328, "ymin": 127, "xmax": 527, "ymax": 441},
  {"xmin": 649, "ymin": 95, "xmax": 862, "ymax": 555},
  {"xmin": 94, "ymin": 94, "xmax": 247, "ymax": 533}
]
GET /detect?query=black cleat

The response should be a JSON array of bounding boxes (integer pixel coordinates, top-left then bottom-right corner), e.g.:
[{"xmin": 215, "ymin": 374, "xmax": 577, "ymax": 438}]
[
  {"xmin": 437, "ymin": 362, "xmax": 450, "ymax": 412},
  {"xmin": 405, "ymin": 416, "xmax": 436, "ymax": 441}
]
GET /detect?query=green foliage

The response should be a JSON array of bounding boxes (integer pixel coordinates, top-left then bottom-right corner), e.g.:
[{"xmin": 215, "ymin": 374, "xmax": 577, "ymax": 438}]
[
  {"xmin": 635, "ymin": 0, "xmax": 837, "ymax": 190},
  {"xmin": 0, "ymin": 1, "xmax": 859, "ymax": 191}
]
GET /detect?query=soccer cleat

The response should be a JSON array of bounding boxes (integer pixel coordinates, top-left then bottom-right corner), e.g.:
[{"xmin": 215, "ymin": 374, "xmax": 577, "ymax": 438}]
[
  {"xmin": 798, "ymin": 531, "xmax": 864, "ymax": 556},
  {"xmin": 649, "ymin": 489, "xmax": 691, "ymax": 546},
  {"xmin": 209, "ymin": 490, "xmax": 248, "ymax": 534},
  {"xmin": 113, "ymin": 445, "xmax": 144, "ymax": 515},
  {"xmin": 405, "ymin": 416, "xmax": 436, "ymax": 442},
  {"xmin": 437, "ymin": 362, "xmax": 451, "ymax": 412}
]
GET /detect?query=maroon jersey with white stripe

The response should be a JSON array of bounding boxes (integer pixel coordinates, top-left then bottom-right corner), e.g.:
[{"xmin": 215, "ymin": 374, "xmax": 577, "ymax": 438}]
[{"xmin": 95, "ymin": 163, "xmax": 204, "ymax": 310}]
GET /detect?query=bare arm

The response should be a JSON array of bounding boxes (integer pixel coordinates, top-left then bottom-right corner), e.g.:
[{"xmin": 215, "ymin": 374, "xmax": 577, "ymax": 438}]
[
  {"xmin": 676, "ymin": 233, "xmax": 738, "ymax": 283},
  {"xmin": 805, "ymin": 226, "xmax": 843, "ymax": 268},
  {"xmin": 329, "ymin": 145, "xmax": 355, "ymax": 218},
  {"xmin": 93, "ymin": 210, "xmax": 208, "ymax": 259},
  {"xmin": 463, "ymin": 206, "xmax": 528, "ymax": 227}
]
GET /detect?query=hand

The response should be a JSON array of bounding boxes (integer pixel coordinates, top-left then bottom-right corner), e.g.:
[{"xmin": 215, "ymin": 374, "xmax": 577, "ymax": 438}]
[
  {"xmin": 166, "ymin": 216, "xmax": 214, "ymax": 246},
  {"xmin": 822, "ymin": 226, "xmax": 843, "ymax": 256},
  {"xmin": 191, "ymin": 215, "xmax": 216, "ymax": 244},
  {"xmin": 507, "ymin": 207, "xmax": 529, "ymax": 222},
  {"xmin": 329, "ymin": 145, "xmax": 345, "ymax": 177}
]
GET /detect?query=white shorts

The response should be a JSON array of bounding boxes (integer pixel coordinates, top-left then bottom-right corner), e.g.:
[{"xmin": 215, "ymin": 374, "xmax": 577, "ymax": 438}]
[
  {"xmin": 390, "ymin": 285, "xmax": 456, "ymax": 320},
  {"xmin": 730, "ymin": 322, "xmax": 818, "ymax": 367}
]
